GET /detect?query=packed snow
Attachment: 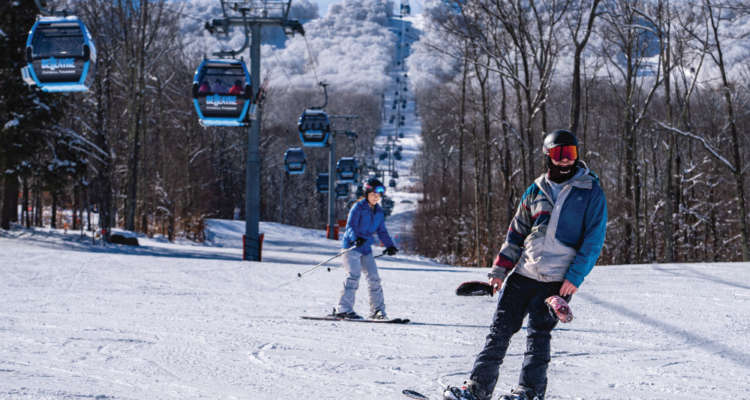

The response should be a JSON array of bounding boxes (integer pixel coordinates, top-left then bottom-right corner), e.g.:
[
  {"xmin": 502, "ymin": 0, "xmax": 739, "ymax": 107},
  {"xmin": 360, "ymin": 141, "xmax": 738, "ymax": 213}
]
[{"xmin": 1, "ymin": 220, "xmax": 750, "ymax": 399}]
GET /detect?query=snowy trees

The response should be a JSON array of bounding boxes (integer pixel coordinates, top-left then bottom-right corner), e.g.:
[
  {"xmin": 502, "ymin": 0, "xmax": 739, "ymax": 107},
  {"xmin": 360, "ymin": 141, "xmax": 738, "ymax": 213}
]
[
  {"xmin": 0, "ymin": 1, "xmax": 65, "ymax": 230},
  {"xmin": 0, "ymin": 0, "xmax": 393, "ymax": 242},
  {"xmin": 410, "ymin": 0, "xmax": 750, "ymax": 265}
]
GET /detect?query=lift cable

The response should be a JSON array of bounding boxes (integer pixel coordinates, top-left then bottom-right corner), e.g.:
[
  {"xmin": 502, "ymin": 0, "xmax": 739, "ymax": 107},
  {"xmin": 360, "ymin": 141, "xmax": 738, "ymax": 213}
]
[
  {"xmin": 303, "ymin": 35, "xmax": 321, "ymax": 91},
  {"xmin": 270, "ymin": 45, "xmax": 293, "ymax": 85},
  {"xmin": 162, "ymin": 5, "xmax": 207, "ymax": 23}
]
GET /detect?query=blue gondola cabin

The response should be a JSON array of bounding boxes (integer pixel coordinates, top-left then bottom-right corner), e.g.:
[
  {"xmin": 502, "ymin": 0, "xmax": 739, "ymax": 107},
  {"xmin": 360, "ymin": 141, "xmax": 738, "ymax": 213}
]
[
  {"xmin": 284, "ymin": 148, "xmax": 306, "ymax": 174},
  {"xmin": 298, "ymin": 109, "xmax": 331, "ymax": 147},
  {"xmin": 336, "ymin": 157, "xmax": 358, "ymax": 183},
  {"xmin": 22, "ymin": 16, "xmax": 97, "ymax": 92},
  {"xmin": 192, "ymin": 59, "xmax": 252, "ymax": 127}
]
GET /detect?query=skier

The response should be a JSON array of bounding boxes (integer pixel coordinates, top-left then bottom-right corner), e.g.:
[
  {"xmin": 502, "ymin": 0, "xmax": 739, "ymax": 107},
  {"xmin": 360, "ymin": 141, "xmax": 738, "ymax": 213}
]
[
  {"xmin": 444, "ymin": 130, "xmax": 607, "ymax": 400},
  {"xmin": 334, "ymin": 178, "xmax": 399, "ymax": 320}
]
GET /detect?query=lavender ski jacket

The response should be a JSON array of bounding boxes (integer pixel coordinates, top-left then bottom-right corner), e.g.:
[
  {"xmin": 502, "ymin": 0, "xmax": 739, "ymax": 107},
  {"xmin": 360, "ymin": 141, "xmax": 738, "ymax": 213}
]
[{"xmin": 489, "ymin": 162, "xmax": 608, "ymax": 288}]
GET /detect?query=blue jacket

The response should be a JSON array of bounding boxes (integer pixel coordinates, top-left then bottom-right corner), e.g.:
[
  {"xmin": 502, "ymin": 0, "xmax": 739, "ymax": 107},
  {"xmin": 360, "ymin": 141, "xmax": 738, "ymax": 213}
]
[
  {"xmin": 341, "ymin": 199, "xmax": 395, "ymax": 255},
  {"xmin": 489, "ymin": 163, "xmax": 607, "ymax": 288}
]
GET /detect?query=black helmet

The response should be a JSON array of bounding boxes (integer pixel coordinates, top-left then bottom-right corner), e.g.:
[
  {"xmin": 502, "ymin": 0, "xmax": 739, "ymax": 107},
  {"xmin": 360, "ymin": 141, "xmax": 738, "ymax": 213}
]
[
  {"xmin": 363, "ymin": 178, "xmax": 386, "ymax": 195},
  {"xmin": 543, "ymin": 129, "xmax": 578, "ymax": 149},
  {"xmin": 543, "ymin": 130, "xmax": 579, "ymax": 170}
]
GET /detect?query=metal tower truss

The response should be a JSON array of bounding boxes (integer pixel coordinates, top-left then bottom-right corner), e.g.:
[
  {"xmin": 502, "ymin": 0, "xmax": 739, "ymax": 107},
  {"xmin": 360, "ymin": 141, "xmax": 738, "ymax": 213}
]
[{"xmin": 203, "ymin": 0, "xmax": 304, "ymax": 261}]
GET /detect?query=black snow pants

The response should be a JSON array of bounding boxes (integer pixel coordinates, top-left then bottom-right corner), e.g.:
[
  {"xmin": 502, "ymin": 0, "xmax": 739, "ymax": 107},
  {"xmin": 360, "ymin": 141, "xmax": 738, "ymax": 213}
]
[{"xmin": 469, "ymin": 272, "xmax": 567, "ymax": 400}]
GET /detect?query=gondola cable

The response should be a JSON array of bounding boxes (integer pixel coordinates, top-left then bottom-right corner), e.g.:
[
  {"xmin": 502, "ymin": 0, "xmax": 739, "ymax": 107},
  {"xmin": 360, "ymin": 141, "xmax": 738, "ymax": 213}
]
[
  {"xmin": 162, "ymin": 5, "xmax": 206, "ymax": 23},
  {"xmin": 303, "ymin": 35, "xmax": 321, "ymax": 91},
  {"xmin": 270, "ymin": 45, "xmax": 292, "ymax": 85}
]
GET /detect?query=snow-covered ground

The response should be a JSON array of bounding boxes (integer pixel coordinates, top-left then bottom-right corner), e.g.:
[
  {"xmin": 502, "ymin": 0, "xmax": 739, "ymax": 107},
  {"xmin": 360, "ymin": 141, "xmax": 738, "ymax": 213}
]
[{"xmin": 2, "ymin": 219, "xmax": 750, "ymax": 399}]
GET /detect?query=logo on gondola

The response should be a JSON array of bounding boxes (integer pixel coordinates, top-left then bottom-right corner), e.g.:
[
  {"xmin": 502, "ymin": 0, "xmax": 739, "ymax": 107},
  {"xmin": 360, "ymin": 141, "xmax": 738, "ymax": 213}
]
[
  {"xmin": 206, "ymin": 95, "xmax": 237, "ymax": 106},
  {"xmin": 41, "ymin": 57, "xmax": 76, "ymax": 70}
]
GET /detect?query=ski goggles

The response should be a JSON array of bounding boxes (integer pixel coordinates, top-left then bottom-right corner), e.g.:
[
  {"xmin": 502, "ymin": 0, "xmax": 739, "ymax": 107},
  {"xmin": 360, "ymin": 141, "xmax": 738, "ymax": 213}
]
[
  {"xmin": 365, "ymin": 184, "xmax": 386, "ymax": 195},
  {"xmin": 545, "ymin": 145, "xmax": 578, "ymax": 162}
]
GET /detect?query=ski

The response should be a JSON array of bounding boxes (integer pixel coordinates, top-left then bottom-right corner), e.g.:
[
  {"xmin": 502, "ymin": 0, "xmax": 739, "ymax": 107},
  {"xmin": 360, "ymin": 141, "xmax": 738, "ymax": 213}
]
[
  {"xmin": 301, "ymin": 316, "xmax": 411, "ymax": 324},
  {"xmin": 402, "ymin": 389, "xmax": 429, "ymax": 399}
]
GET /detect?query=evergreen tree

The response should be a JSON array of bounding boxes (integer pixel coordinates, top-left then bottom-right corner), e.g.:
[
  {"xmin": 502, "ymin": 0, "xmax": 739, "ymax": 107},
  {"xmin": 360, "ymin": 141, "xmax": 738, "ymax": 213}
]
[{"xmin": 0, "ymin": 0, "xmax": 65, "ymax": 229}]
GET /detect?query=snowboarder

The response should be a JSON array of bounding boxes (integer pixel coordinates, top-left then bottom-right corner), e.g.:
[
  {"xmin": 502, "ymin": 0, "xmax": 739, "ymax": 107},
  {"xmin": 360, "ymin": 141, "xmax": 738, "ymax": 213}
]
[
  {"xmin": 444, "ymin": 130, "xmax": 607, "ymax": 400},
  {"xmin": 334, "ymin": 178, "xmax": 398, "ymax": 320}
]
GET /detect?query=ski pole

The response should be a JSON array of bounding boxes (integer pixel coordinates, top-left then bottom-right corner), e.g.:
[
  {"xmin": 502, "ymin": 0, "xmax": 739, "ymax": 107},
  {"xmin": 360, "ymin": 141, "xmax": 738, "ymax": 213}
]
[
  {"xmin": 327, "ymin": 252, "xmax": 387, "ymax": 272},
  {"xmin": 298, "ymin": 246, "xmax": 357, "ymax": 278}
]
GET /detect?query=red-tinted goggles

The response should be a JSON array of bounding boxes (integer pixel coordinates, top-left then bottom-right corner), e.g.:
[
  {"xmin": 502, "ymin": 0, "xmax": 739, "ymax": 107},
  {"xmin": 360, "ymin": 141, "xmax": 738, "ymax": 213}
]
[{"xmin": 546, "ymin": 145, "xmax": 578, "ymax": 162}]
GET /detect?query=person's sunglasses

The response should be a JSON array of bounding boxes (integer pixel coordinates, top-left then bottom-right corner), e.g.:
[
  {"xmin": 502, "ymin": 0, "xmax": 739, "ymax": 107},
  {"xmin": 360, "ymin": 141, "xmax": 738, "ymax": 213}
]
[{"xmin": 546, "ymin": 145, "xmax": 578, "ymax": 162}]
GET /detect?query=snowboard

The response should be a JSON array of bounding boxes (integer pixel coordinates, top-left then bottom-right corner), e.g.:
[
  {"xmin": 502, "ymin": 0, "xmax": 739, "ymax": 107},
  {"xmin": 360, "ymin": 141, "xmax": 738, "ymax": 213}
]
[
  {"xmin": 301, "ymin": 316, "xmax": 411, "ymax": 324},
  {"xmin": 402, "ymin": 389, "xmax": 429, "ymax": 399}
]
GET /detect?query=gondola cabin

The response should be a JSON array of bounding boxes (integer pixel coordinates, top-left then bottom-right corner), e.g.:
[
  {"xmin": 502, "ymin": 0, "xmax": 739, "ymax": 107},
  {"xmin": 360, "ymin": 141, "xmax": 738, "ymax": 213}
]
[
  {"xmin": 335, "ymin": 183, "xmax": 349, "ymax": 199},
  {"xmin": 394, "ymin": 151, "xmax": 402, "ymax": 160},
  {"xmin": 379, "ymin": 153, "xmax": 387, "ymax": 161},
  {"xmin": 316, "ymin": 173, "xmax": 330, "ymax": 193},
  {"xmin": 298, "ymin": 109, "xmax": 331, "ymax": 147},
  {"xmin": 192, "ymin": 59, "xmax": 252, "ymax": 127},
  {"xmin": 336, "ymin": 157, "xmax": 358, "ymax": 183},
  {"xmin": 284, "ymin": 148, "xmax": 306, "ymax": 174},
  {"xmin": 392, "ymin": 171, "xmax": 399, "ymax": 179},
  {"xmin": 389, "ymin": 179, "xmax": 397, "ymax": 188},
  {"xmin": 22, "ymin": 16, "xmax": 97, "ymax": 92}
]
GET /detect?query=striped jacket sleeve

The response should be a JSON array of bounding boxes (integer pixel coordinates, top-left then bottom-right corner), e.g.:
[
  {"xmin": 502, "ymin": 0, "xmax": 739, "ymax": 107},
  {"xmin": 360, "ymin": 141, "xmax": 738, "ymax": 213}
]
[{"xmin": 488, "ymin": 185, "xmax": 535, "ymax": 279}]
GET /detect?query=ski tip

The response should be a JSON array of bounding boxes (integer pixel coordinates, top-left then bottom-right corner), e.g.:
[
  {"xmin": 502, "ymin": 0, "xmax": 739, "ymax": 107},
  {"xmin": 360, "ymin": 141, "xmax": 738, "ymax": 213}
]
[{"xmin": 402, "ymin": 389, "xmax": 429, "ymax": 399}]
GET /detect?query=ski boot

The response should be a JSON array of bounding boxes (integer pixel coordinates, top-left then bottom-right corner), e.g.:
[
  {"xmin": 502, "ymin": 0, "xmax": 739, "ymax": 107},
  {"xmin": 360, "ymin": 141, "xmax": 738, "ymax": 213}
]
[
  {"xmin": 329, "ymin": 308, "xmax": 363, "ymax": 320},
  {"xmin": 498, "ymin": 386, "xmax": 541, "ymax": 400},
  {"xmin": 443, "ymin": 381, "xmax": 487, "ymax": 400},
  {"xmin": 368, "ymin": 310, "xmax": 388, "ymax": 320}
]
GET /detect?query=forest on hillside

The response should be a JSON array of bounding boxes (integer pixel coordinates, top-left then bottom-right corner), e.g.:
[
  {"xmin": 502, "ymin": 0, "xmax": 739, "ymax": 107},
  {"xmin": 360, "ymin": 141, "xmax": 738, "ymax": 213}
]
[
  {"xmin": 0, "ymin": 0, "xmax": 394, "ymax": 241},
  {"xmin": 409, "ymin": 0, "xmax": 750, "ymax": 266},
  {"xmin": 3, "ymin": 0, "xmax": 750, "ymax": 269}
]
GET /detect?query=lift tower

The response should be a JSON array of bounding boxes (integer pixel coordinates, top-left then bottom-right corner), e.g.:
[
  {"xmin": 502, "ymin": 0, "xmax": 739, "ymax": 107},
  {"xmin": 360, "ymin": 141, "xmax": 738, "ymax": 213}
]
[{"xmin": 205, "ymin": 1, "xmax": 304, "ymax": 261}]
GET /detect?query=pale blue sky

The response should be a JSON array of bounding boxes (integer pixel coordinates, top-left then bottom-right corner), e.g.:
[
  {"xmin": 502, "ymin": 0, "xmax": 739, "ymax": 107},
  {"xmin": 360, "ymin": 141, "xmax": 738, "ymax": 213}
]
[{"xmin": 311, "ymin": 0, "xmax": 422, "ymax": 16}]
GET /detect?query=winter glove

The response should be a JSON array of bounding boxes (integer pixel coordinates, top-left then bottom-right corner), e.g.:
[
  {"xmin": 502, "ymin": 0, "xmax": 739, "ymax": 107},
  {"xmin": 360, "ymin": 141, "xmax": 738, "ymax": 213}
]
[
  {"xmin": 455, "ymin": 281, "xmax": 494, "ymax": 297},
  {"xmin": 355, "ymin": 237, "xmax": 367, "ymax": 247},
  {"xmin": 384, "ymin": 246, "xmax": 399, "ymax": 256},
  {"xmin": 545, "ymin": 295, "xmax": 574, "ymax": 323}
]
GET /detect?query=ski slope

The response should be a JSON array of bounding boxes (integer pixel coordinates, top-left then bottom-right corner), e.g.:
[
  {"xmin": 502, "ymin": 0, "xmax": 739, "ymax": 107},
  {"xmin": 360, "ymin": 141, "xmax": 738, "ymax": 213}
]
[
  {"xmin": 371, "ymin": 14, "xmax": 423, "ymax": 243},
  {"xmin": 1, "ymin": 220, "xmax": 750, "ymax": 399}
]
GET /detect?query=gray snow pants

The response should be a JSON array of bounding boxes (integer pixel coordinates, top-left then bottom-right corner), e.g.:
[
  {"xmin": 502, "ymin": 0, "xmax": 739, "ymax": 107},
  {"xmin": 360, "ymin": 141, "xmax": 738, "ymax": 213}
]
[{"xmin": 336, "ymin": 250, "xmax": 385, "ymax": 315}]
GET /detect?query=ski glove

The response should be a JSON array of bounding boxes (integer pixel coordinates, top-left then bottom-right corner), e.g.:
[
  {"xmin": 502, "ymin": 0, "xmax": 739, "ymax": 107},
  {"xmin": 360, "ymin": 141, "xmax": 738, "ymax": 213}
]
[
  {"xmin": 384, "ymin": 246, "xmax": 399, "ymax": 256},
  {"xmin": 545, "ymin": 295, "xmax": 574, "ymax": 323},
  {"xmin": 355, "ymin": 237, "xmax": 367, "ymax": 247}
]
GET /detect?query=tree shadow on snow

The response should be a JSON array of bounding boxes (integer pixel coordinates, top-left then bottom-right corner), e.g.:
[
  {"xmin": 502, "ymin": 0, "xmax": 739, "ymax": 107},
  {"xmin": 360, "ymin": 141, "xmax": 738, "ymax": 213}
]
[
  {"xmin": 577, "ymin": 292, "xmax": 750, "ymax": 369},
  {"xmin": 652, "ymin": 264, "xmax": 750, "ymax": 291}
]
